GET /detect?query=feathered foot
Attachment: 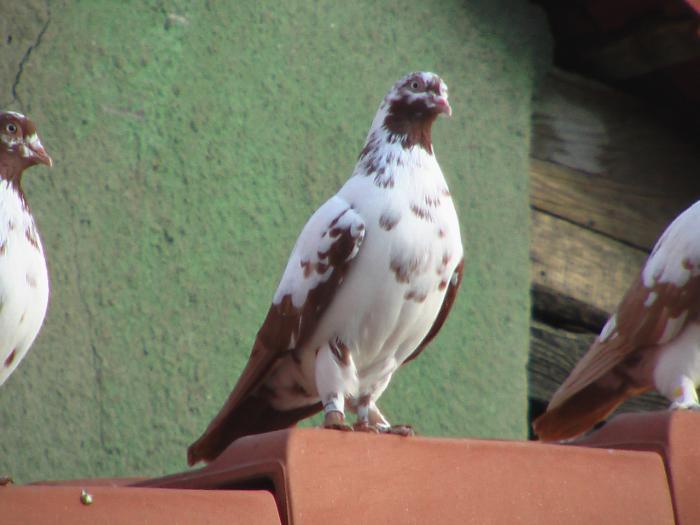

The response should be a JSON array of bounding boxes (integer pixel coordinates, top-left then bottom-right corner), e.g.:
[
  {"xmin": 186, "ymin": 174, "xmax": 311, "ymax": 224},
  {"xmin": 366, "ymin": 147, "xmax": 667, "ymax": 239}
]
[
  {"xmin": 669, "ymin": 400, "xmax": 700, "ymax": 410},
  {"xmin": 379, "ymin": 424, "xmax": 415, "ymax": 436},
  {"xmin": 322, "ymin": 410, "xmax": 353, "ymax": 431},
  {"xmin": 669, "ymin": 379, "xmax": 700, "ymax": 410},
  {"xmin": 353, "ymin": 421, "xmax": 380, "ymax": 433}
]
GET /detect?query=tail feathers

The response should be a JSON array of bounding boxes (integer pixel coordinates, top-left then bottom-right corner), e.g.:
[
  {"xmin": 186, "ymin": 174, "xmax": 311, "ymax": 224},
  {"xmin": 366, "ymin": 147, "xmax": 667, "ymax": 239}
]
[
  {"xmin": 188, "ymin": 395, "xmax": 322, "ymax": 466},
  {"xmin": 533, "ymin": 374, "xmax": 637, "ymax": 442}
]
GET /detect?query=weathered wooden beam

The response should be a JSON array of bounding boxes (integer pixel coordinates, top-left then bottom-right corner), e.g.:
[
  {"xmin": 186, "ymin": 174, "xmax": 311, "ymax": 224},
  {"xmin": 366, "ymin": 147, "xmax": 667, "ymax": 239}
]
[
  {"xmin": 530, "ymin": 209, "xmax": 647, "ymax": 318},
  {"xmin": 531, "ymin": 159, "xmax": 689, "ymax": 252},
  {"xmin": 531, "ymin": 70, "xmax": 700, "ymax": 250},
  {"xmin": 528, "ymin": 320, "xmax": 668, "ymax": 414}
]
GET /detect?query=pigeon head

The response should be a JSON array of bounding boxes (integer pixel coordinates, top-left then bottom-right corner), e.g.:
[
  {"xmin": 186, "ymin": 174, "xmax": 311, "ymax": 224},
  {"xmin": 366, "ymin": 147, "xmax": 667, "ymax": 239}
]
[
  {"xmin": 381, "ymin": 72, "xmax": 451, "ymax": 152},
  {"xmin": 386, "ymin": 72, "xmax": 451, "ymax": 117},
  {"xmin": 0, "ymin": 111, "xmax": 52, "ymax": 180}
]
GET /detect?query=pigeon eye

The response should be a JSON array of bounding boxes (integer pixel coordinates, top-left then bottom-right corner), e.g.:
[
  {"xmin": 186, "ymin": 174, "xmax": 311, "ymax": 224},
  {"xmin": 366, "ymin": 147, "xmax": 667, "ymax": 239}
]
[
  {"xmin": 410, "ymin": 80, "xmax": 421, "ymax": 90},
  {"xmin": 5, "ymin": 123, "xmax": 17, "ymax": 134}
]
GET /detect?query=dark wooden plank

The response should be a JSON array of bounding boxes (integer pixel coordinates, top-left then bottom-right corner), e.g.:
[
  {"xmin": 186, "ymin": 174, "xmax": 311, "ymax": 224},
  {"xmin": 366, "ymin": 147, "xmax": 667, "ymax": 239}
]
[
  {"xmin": 531, "ymin": 209, "xmax": 647, "ymax": 318},
  {"xmin": 531, "ymin": 283, "xmax": 608, "ymax": 334}
]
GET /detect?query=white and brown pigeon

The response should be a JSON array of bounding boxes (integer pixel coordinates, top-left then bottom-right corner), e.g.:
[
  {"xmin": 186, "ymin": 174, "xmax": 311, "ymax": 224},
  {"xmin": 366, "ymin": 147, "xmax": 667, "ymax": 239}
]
[
  {"xmin": 188, "ymin": 72, "xmax": 464, "ymax": 465},
  {"xmin": 0, "ymin": 111, "xmax": 52, "ymax": 387},
  {"xmin": 534, "ymin": 200, "xmax": 700, "ymax": 441}
]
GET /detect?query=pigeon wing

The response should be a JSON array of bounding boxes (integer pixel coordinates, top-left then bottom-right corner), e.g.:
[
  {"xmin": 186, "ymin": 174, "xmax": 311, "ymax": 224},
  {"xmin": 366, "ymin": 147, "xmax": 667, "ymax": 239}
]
[{"xmin": 188, "ymin": 195, "xmax": 365, "ymax": 464}]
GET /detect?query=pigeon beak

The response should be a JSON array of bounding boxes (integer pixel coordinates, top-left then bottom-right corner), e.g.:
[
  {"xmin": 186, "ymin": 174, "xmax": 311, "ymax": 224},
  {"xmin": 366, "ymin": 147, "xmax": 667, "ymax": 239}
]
[
  {"xmin": 25, "ymin": 134, "xmax": 52, "ymax": 167},
  {"xmin": 433, "ymin": 95, "xmax": 452, "ymax": 117}
]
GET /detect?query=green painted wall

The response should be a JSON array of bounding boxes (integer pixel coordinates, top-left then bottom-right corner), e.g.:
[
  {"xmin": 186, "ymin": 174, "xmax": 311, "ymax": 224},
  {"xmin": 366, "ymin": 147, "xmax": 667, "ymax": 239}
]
[{"xmin": 0, "ymin": 0, "xmax": 550, "ymax": 482}]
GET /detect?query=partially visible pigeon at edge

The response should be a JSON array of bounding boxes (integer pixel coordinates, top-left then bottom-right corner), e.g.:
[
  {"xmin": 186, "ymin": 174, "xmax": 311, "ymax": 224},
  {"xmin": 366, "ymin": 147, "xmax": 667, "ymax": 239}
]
[
  {"xmin": 534, "ymin": 200, "xmax": 700, "ymax": 441},
  {"xmin": 0, "ymin": 111, "xmax": 52, "ymax": 387}
]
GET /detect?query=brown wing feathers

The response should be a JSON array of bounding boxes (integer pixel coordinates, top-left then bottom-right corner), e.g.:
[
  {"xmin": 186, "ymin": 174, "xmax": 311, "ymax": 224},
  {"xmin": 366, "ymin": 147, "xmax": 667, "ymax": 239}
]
[
  {"xmin": 187, "ymin": 312, "xmax": 320, "ymax": 466},
  {"xmin": 187, "ymin": 212, "xmax": 363, "ymax": 465}
]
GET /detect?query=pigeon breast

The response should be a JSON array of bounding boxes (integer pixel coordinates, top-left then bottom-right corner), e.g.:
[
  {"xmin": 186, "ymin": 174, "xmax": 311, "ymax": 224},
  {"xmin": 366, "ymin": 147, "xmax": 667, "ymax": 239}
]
[
  {"xmin": 0, "ymin": 180, "xmax": 49, "ymax": 385},
  {"xmin": 267, "ymin": 102, "xmax": 463, "ymax": 406}
]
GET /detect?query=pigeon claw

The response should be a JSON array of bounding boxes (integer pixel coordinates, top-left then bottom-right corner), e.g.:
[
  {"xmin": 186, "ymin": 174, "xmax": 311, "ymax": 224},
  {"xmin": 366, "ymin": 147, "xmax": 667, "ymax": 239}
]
[
  {"xmin": 380, "ymin": 424, "xmax": 415, "ymax": 437},
  {"xmin": 670, "ymin": 400, "xmax": 700, "ymax": 411},
  {"xmin": 353, "ymin": 421, "xmax": 380, "ymax": 433},
  {"xmin": 322, "ymin": 411, "xmax": 353, "ymax": 432}
]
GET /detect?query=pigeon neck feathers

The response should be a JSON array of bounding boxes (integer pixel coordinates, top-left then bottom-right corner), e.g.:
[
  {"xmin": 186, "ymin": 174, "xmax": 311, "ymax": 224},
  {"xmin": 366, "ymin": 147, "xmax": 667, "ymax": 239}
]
[
  {"xmin": 0, "ymin": 157, "xmax": 30, "ymax": 210},
  {"xmin": 363, "ymin": 95, "xmax": 439, "ymax": 156},
  {"xmin": 0, "ymin": 148, "xmax": 27, "ymax": 190},
  {"xmin": 354, "ymin": 73, "xmax": 450, "ymax": 189}
]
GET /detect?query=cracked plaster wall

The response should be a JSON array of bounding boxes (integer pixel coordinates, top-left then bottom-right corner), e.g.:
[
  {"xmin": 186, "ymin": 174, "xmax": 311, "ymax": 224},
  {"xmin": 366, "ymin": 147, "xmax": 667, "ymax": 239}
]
[{"xmin": 0, "ymin": 0, "xmax": 550, "ymax": 481}]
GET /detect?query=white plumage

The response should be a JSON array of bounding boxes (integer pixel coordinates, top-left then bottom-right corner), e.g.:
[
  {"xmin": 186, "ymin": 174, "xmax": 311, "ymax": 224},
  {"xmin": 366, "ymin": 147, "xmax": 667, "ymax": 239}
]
[
  {"xmin": 0, "ymin": 181, "xmax": 49, "ymax": 385},
  {"xmin": 643, "ymin": 201, "xmax": 700, "ymax": 407},
  {"xmin": 643, "ymin": 200, "xmax": 700, "ymax": 289}
]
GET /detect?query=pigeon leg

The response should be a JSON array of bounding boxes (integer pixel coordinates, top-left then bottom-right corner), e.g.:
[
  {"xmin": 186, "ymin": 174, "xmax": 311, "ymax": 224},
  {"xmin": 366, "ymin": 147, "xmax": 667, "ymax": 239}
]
[
  {"xmin": 323, "ymin": 408, "xmax": 352, "ymax": 430},
  {"xmin": 315, "ymin": 342, "xmax": 356, "ymax": 431},
  {"xmin": 365, "ymin": 401, "xmax": 388, "ymax": 428},
  {"xmin": 352, "ymin": 399, "xmax": 414, "ymax": 436},
  {"xmin": 353, "ymin": 373, "xmax": 415, "ymax": 435},
  {"xmin": 669, "ymin": 377, "xmax": 700, "ymax": 410},
  {"xmin": 369, "ymin": 404, "xmax": 415, "ymax": 436},
  {"xmin": 353, "ymin": 395, "xmax": 379, "ymax": 432}
]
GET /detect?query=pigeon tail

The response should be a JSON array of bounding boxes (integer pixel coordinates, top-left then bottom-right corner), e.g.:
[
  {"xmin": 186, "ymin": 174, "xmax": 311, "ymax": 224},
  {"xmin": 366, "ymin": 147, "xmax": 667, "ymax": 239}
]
[
  {"xmin": 187, "ymin": 394, "xmax": 322, "ymax": 466},
  {"xmin": 532, "ymin": 371, "xmax": 643, "ymax": 442}
]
